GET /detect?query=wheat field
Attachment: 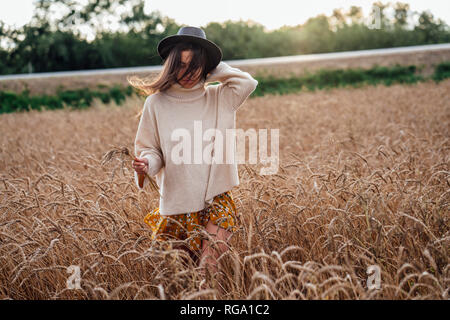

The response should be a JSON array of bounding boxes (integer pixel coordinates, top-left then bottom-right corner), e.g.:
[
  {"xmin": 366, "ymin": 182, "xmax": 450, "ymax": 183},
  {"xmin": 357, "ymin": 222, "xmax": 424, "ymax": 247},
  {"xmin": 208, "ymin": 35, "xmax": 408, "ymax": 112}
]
[{"xmin": 0, "ymin": 79, "xmax": 449, "ymax": 299}]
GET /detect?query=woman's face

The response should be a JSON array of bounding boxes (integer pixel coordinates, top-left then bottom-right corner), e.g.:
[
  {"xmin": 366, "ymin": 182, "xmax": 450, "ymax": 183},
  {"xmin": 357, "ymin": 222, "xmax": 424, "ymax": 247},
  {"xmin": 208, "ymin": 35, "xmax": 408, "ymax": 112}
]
[{"xmin": 177, "ymin": 50, "xmax": 202, "ymax": 88}]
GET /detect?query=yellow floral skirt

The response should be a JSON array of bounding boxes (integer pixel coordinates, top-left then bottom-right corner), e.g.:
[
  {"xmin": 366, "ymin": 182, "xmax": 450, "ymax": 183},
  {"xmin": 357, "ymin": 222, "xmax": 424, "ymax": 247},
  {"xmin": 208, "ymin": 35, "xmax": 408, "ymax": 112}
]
[{"xmin": 144, "ymin": 190, "xmax": 238, "ymax": 255}]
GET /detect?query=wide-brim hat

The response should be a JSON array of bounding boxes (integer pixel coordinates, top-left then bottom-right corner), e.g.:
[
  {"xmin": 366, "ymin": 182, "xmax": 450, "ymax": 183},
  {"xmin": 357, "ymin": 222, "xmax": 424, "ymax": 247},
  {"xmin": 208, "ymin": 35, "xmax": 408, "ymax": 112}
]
[{"xmin": 157, "ymin": 26, "xmax": 222, "ymax": 74}]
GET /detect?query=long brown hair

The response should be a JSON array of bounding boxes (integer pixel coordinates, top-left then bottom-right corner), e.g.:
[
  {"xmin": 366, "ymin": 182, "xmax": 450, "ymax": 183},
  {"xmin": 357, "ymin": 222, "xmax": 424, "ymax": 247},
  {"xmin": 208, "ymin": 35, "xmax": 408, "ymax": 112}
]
[{"xmin": 128, "ymin": 41, "xmax": 211, "ymax": 118}]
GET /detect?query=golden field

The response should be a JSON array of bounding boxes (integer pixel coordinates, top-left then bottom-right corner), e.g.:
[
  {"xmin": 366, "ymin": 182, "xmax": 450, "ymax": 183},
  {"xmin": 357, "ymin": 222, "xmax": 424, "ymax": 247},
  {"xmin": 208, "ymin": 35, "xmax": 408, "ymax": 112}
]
[{"xmin": 0, "ymin": 78, "xmax": 449, "ymax": 299}]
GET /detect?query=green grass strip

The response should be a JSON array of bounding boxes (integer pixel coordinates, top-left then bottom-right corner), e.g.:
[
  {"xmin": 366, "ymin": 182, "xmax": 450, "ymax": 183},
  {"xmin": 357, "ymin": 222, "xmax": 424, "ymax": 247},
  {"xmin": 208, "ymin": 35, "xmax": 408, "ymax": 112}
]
[
  {"xmin": 0, "ymin": 84, "xmax": 134, "ymax": 114},
  {"xmin": 1, "ymin": 61, "xmax": 449, "ymax": 114}
]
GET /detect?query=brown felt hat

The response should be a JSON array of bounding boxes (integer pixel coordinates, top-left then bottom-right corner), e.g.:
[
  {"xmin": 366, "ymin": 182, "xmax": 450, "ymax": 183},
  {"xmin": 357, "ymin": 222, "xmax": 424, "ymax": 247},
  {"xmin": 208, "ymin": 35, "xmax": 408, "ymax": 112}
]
[{"xmin": 157, "ymin": 26, "xmax": 222, "ymax": 74}]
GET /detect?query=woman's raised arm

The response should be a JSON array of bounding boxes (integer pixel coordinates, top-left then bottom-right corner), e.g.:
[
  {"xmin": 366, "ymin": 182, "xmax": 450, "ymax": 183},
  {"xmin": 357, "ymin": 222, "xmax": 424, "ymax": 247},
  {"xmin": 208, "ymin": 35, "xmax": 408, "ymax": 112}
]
[{"xmin": 206, "ymin": 61, "xmax": 258, "ymax": 112}]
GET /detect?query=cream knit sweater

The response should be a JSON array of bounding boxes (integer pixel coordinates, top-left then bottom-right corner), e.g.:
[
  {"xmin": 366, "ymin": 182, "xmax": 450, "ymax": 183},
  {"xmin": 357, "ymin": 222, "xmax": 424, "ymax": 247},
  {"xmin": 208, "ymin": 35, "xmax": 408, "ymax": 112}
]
[{"xmin": 134, "ymin": 61, "xmax": 258, "ymax": 215}]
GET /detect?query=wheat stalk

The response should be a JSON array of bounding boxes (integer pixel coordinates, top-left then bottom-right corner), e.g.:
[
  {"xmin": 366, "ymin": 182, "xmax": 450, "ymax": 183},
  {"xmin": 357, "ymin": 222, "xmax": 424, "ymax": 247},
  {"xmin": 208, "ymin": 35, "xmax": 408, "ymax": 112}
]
[{"xmin": 101, "ymin": 146, "xmax": 161, "ymax": 198}]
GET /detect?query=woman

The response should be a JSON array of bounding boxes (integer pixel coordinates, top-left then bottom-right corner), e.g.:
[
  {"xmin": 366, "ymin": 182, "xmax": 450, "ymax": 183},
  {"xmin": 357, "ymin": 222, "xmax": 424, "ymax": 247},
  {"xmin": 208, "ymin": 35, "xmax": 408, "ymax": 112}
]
[{"xmin": 129, "ymin": 26, "xmax": 258, "ymax": 279}]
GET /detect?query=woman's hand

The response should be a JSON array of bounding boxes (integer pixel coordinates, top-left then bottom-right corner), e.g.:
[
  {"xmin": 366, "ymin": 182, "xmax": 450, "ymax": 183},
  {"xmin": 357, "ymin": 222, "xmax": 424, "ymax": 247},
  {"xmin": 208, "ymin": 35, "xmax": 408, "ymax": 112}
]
[{"xmin": 132, "ymin": 157, "xmax": 149, "ymax": 175}]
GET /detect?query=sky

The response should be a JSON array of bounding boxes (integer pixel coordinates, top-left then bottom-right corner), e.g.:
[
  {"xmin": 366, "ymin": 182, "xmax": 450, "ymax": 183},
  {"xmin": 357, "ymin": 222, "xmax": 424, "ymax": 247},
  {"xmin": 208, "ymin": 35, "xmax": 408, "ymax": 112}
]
[{"xmin": 1, "ymin": 0, "xmax": 449, "ymax": 33}]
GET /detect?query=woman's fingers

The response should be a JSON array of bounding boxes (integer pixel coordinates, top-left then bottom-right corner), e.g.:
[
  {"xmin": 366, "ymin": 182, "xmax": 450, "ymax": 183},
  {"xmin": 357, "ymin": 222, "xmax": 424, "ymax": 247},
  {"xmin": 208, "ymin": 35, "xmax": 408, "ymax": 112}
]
[
  {"xmin": 133, "ymin": 158, "xmax": 145, "ymax": 166},
  {"xmin": 134, "ymin": 166, "xmax": 147, "ymax": 174},
  {"xmin": 134, "ymin": 163, "xmax": 146, "ymax": 169},
  {"xmin": 132, "ymin": 157, "xmax": 148, "ymax": 174},
  {"xmin": 133, "ymin": 157, "xmax": 148, "ymax": 164}
]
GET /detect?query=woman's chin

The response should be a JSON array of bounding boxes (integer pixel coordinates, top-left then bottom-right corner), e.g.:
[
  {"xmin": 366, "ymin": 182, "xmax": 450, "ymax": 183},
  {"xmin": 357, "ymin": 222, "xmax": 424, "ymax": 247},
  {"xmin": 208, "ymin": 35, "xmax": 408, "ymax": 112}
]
[{"xmin": 181, "ymin": 81, "xmax": 196, "ymax": 88}]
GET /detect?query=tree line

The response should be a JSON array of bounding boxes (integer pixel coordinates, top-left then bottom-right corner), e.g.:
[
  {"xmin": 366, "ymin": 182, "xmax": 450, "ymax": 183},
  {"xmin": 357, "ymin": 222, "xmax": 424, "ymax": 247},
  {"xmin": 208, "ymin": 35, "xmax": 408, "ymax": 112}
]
[{"xmin": 1, "ymin": 0, "xmax": 449, "ymax": 75}]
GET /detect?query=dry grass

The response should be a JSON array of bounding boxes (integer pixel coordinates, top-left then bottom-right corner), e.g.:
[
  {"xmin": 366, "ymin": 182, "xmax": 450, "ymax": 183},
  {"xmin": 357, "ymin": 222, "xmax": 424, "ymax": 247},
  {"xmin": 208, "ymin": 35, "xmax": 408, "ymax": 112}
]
[{"xmin": 0, "ymin": 79, "xmax": 449, "ymax": 299}]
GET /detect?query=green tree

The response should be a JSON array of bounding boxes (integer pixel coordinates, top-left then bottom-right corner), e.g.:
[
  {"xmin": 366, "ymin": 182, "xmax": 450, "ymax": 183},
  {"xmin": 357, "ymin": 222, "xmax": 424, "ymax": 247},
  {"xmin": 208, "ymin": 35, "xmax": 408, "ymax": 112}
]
[
  {"xmin": 296, "ymin": 15, "xmax": 335, "ymax": 53},
  {"xmin": 1, "ymin": 0, "xmax": 450, "ymax": 75},
  {"xmin": 393, "ymin": 2, "xmax": 410, "ymax": 28},
  {"xmin": 414, "ymin": 10, "xmax": 448, "ymax": 44}
]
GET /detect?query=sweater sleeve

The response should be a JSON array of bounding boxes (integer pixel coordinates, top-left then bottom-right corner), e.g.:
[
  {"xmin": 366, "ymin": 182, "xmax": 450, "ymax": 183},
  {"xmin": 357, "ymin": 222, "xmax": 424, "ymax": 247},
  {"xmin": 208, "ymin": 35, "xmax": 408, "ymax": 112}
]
[
  {"xmin": 206, "ymin": 61, "xmax": 258, "ymax": 112},
  {"xmin": 134, "ymin": 96, "xmax": 164, "ymax": 189}
]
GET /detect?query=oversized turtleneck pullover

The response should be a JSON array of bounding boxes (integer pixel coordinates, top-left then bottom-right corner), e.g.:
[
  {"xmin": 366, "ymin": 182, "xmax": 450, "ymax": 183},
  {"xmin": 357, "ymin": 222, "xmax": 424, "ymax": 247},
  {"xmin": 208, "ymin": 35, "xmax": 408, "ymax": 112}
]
[{"xmin": 134, "ymin": 61, "xmax": 258, "ymax": 215}]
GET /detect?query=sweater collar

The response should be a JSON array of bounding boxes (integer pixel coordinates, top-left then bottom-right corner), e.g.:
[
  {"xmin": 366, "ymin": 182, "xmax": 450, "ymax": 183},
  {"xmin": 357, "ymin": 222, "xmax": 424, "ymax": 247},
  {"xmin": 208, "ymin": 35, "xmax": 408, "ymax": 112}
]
[{"xmin": 162, "ymin": 79, "xmax": 206, "ymax": 101}]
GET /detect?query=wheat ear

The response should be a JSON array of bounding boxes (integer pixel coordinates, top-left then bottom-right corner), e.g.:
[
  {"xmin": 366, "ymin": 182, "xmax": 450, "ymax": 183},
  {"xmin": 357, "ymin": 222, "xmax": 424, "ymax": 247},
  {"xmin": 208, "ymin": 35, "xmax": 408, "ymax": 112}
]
[{"xmin": 101, "ymin": 146, "xmax": 162, "ymax": 198}]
